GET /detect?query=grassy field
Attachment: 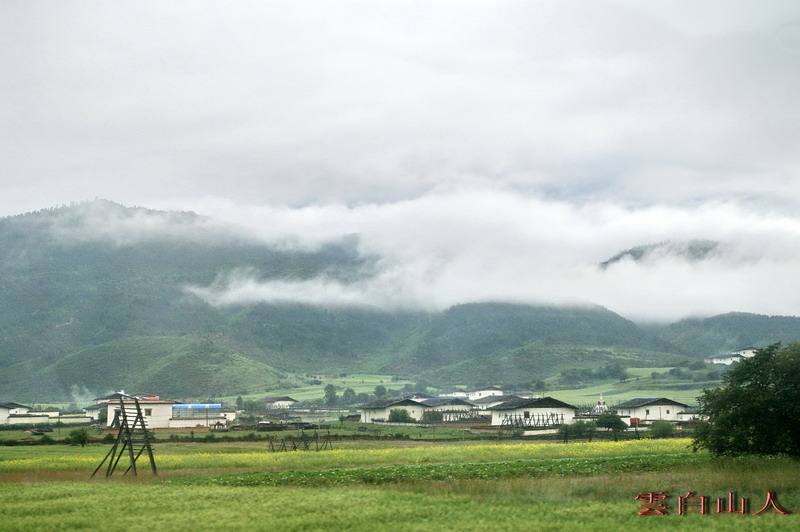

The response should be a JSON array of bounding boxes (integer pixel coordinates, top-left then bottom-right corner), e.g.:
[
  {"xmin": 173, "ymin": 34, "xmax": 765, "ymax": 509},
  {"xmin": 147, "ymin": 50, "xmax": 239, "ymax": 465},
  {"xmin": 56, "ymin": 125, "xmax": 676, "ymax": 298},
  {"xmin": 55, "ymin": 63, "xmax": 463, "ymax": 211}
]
[{"xmin": 1, "ymin": 438, "xmax": 798, "ymax": 531}]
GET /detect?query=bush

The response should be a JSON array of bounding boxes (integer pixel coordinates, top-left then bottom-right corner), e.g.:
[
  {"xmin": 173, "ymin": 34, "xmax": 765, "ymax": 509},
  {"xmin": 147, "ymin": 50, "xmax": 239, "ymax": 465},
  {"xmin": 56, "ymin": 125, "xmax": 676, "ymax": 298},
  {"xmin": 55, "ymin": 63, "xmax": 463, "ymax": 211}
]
[
  {"xmin": 387, "ymin": 409, "xmax": 415, "ymax": 423},
  {"xmin": 649, "ymin": 421, "xmax": 675, "ymax": 439},
  {"xmin": 421, "ymin": 410, "xmax": 443, "ymax": 423},
  {"xmin": 559, "ymin": 420, "xmax": 596, "ymax": 440},
  {"xmin": 67, "ymin": 427, "xmax": 89, "ymax": 446}
]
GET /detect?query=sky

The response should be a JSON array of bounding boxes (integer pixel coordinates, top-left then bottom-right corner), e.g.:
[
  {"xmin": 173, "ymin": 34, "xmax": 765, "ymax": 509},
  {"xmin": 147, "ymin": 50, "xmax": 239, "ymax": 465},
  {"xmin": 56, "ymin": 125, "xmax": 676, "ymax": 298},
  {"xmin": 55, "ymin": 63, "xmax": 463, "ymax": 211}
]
[{"xmin": 2, "ymin": 0, "xmax": 800, "ymax": 322}]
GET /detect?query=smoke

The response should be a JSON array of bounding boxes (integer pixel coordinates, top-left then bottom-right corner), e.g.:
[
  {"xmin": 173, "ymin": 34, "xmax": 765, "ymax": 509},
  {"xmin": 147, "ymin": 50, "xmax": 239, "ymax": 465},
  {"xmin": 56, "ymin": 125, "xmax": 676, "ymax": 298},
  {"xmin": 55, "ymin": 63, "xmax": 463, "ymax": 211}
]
[{"xmin": 69, "ymin": 384, "xmax": 104, "ymax": 406}]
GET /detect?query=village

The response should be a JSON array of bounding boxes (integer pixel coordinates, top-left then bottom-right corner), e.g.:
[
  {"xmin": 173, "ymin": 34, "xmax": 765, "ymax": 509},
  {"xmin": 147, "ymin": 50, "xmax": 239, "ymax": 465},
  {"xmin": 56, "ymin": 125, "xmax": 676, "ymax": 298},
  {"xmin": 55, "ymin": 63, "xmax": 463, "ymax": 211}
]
[
  {"xmin": 1, "ymin": 385, "xmax": 702, "ymax": 438},
  {"xmin": 2, "ymin": 348, "xmax": 758, "ymax": 436}
]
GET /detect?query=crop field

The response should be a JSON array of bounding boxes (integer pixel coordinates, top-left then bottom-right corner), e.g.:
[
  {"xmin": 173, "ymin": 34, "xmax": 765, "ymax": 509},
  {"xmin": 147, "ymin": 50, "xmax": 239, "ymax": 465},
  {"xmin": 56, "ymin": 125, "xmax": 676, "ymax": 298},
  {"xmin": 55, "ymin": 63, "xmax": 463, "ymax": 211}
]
[{"xmin": 1, "ymin": 438, "xmax": 798, "ymax": 531}]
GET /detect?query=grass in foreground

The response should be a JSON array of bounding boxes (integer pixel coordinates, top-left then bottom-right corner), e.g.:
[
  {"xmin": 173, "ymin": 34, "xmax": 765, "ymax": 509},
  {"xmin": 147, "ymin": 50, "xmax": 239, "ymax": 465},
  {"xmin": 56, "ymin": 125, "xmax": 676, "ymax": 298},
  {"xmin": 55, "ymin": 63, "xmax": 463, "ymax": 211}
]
[{"xmin": 2, "ymin": 438, "xmax": 798, "ymax": 531}]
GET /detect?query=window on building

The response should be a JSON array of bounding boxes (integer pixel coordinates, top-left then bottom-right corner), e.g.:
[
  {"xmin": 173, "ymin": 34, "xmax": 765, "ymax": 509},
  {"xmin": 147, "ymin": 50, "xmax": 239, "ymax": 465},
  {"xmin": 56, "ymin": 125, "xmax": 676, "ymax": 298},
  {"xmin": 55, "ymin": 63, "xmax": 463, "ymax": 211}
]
[
  {"xmin": 646, "ymin": 409, "xmax": 650, "ymax": 415},
  {"xmin": 666, "ymin": 409, "xmax": 670, "ymax": 414},
  {"xmin": 145, "ymin": 409, "xmax": 152, "ymax": 416},
  {"xmin": 524, "ymin": 411, "xmax": 530, "ymax": 418}
]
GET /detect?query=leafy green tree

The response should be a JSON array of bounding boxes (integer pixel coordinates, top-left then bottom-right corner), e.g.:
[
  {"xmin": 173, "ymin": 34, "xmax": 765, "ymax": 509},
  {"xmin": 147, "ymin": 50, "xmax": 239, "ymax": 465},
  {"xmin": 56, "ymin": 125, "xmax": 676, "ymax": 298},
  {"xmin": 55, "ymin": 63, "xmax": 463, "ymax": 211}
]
[
  {"xmin": 596, "ymin": 413, "xmax": 627, "ymax": 440},
  {"xmin": 235, "ymin": 396, "xmax": 244, "ymax": 410},
  {"xmin": 341, "ymin": 388, "xmax": 357, "ymax": 404},
  {"xmin": 649, "ymin": 420, "xmax": 675, "ymax": 439},
  {"xmin": 356, "ymin": 392, "xmax": 370, "ymax": 403},
  {"xmin": 694, "ymin": 343, "xmax": 800, "ymax": 456},
  {"xmin": 374, "ymin": 385, "xmax": 387, "ymax": 399},
  {"xmin": 324, "ymin": 384, "xmax": 338, "ymax": 406}
]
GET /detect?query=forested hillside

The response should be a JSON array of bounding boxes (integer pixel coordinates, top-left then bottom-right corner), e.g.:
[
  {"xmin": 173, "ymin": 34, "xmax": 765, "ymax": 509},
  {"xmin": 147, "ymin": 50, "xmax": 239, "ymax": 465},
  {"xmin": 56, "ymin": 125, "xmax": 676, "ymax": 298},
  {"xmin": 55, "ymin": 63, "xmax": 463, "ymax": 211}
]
[{"xmin": 656, "ymin": 312, "xmax": 800, "ymax": 356}]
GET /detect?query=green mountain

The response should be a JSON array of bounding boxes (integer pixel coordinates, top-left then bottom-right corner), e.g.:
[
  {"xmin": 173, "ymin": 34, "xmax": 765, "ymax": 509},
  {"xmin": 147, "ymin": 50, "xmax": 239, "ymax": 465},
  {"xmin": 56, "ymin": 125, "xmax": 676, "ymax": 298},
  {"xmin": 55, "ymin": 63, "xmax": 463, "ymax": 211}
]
[
  {"xmin": 656, "ymin": 312, "xmax": 800, "ymax": 356},
  {"xmin": 0, "ymin": 200, "xmax": 796, "ymax": 401},
  {"xmin": 384, "ymin": 302, "xmax": 677, "ymax": 374}
]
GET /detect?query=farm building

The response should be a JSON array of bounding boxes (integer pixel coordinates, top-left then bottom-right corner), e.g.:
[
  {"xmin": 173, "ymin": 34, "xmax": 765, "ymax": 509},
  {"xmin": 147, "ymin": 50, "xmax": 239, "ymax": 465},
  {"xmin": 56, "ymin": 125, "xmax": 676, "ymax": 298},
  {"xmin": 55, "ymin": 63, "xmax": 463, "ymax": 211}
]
[
  {"xmin": 170, "ymin": 404, "xmax": 237, "ymax": 427},
  {"xmin": 83, "ymin": 403, "xmax": 107, "ymax": 421},
  {"xmin": 488, "ymin": 397, "xmax": 578, "ymax": 427},
  {"xmin": 262, "ymin": 396, "xmax": 298, "ymax": 409},
  {"xmin": 466, "ymin": 386, "xmax": 504, "ymax": 401},
  {"xmin": 703, "ymin": 353, "xmax": 744, "ymax": 365},
  {"xmin": 358, "ymin": 398, "xmax": 429, "ymax": 423},
  {"xmin": 104, "ymin": 399, "xmax": 235, "ymax": 429},
  {"xmin": 358, "ymin": 396, "xmax": 478, "ymax": 423},
  {"xmin": 613, "ymin": 397, "xmax": 690, "ymax": 423},
  {"xmin": 0, "ymin": 402, "xmax": 59, "ymax": 424},
  {"xmin": 471, "ymin": 395, "xmax": 523, "ymax": 410},
  {"xmin": 704, "ymin": 347, "xmax": 759, "ymax": 365},
  {"xmin": 106, "ymin": 399, "xmax": 178, "ymax": 428}
]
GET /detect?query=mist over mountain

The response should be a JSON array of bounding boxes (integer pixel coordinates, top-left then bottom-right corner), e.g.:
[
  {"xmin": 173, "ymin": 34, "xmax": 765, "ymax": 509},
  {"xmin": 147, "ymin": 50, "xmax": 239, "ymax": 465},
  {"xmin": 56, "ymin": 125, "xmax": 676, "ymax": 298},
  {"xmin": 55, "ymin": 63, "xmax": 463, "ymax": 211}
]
[
  {"xmin": 600, "ymin": 240, "xmax": 720, "ymax": 269},
  {"xmin": 1, "ymin": 201, "xmax": 798, "ymax": 401}
]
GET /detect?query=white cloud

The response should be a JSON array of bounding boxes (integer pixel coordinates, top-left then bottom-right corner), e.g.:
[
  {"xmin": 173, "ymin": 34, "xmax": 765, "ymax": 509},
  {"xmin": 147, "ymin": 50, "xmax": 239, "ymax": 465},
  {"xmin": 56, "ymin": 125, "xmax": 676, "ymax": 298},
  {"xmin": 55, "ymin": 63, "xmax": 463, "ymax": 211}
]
[{"xmin": 179, "ymin": 186, "xmax": 800, "ymax": 321}]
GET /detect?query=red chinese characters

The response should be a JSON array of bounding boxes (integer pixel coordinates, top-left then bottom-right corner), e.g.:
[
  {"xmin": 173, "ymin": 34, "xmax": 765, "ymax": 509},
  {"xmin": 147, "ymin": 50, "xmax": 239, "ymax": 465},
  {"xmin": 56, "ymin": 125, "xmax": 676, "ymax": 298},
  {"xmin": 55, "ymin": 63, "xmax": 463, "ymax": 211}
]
[{"xmin": 636, "ymin": 491, "xmax": 789, "ymax": 516}]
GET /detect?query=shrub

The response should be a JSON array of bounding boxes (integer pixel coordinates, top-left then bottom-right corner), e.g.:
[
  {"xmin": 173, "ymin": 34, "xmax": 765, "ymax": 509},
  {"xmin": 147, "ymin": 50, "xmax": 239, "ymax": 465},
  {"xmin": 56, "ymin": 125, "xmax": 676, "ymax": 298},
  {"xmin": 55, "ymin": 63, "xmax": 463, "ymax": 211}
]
[
  {"xmin": 67, "ymin": 427, "xmax": 89, "ymax": 447},
  {"xmin": 388, "ymin": 409, "xmax": 415, "ymax": 423},
  {"xmin": 649, "ymin": 421, "xmax": 676, "ymax": 439}
]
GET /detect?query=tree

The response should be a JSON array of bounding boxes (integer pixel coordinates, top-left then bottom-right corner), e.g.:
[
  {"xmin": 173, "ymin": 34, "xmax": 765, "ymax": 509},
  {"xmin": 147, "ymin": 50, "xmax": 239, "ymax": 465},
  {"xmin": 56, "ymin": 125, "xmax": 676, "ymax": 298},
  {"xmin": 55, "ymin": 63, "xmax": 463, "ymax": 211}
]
[
  {"xmin": 356, "ymin": 392, "xmax": 371, "ymax": 403},
  {"xmin": 374, "ymin": 385, "xmax": 387, "ymax": 399},
  {"xmin": 324, "ymin": 384, "xmax": 338, "ymax": 407},
  {"xmin": 235, "ymin": 396, "xmax": 244, "ymax": 410},
  {"xmin": 693, "ymin": 343, "xmax": 800, "ymax": 456},
  {"xmin": 341, "ymin": 388, "xmax": 357, "ymax": 404},
  {"xmin": 596, "ymin": 413, "xmax": 627, "ymax": 440}
]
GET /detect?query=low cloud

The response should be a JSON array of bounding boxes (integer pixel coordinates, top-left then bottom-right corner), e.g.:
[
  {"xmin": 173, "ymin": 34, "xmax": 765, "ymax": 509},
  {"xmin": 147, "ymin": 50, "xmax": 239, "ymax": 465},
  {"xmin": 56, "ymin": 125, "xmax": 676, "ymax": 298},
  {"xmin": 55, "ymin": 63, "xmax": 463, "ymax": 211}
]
[{"xmin": 181, "ymin": 186, "xmax": 800, "ymax": 322}]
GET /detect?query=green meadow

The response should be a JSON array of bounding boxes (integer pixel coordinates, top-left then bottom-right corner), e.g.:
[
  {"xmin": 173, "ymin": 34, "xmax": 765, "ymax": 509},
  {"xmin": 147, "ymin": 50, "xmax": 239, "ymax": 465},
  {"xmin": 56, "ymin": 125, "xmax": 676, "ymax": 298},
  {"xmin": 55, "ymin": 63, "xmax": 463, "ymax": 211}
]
[{"xmin": 1, "ymin": 438, "xmax": 798, "ymax": 531}]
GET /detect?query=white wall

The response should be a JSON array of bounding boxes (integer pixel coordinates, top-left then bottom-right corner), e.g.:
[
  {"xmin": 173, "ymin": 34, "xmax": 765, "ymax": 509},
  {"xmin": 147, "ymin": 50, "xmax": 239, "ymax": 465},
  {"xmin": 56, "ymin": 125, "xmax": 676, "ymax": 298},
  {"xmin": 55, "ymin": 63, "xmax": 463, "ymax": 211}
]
[
  {"xmin": 106, "ymin": 403, "xmax": 173, "ymax": 428},
  {"xmin": 617, "ymin": 404, "xmax": 683, "ymax": 422},
  {"xmin": 360, "ymin": 404, "xmax": 428, "ymax": 423}
]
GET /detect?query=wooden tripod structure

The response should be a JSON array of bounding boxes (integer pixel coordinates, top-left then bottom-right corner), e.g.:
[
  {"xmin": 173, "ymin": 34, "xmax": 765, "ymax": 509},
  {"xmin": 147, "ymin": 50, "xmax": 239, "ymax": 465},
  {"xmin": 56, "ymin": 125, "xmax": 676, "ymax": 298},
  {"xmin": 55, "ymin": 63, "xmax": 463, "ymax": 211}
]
[{"xmin": 91, "ymin": 394, "xmax": 157, "ymax": 477}]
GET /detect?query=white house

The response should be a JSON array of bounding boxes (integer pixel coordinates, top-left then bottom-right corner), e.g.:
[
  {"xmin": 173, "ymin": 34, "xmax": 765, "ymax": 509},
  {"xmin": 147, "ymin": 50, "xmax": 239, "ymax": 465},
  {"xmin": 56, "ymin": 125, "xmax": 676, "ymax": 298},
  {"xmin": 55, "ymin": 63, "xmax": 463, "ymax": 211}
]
[
  {"xmin": 704, "ymin": 354, "xmax": 744, "ymax": 365},
  {"xmin": 0, "ymin": 402, "xmax": 59, "ymax": 424},
  {"xmin": 704, "ymin": 347, "xmax": 759, "ymax": 365},
  {"xmin": 262, "ymin": 396, "xmax": 298, "ymax": 409},
  {"xmin": 613, "ymin": 397, "xmax": 690, "ymax": 423},
  {"xmin": 358, "ymin": 398, "xmax": 429, "ymax": 423},
  {"xmin": 106, "ymin": 399, "xmax": 177, "ymax": 429},
  {"xmin": 467, "ymin": 386, "xmax": 504, "ymax": 401},
  {"xmin": 105, "ymin": 400, "xmax": 236, "ymax": 429},
  {"xmin": 488, "ymin": 397, "xmax": 578, "ymax": 427}
]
